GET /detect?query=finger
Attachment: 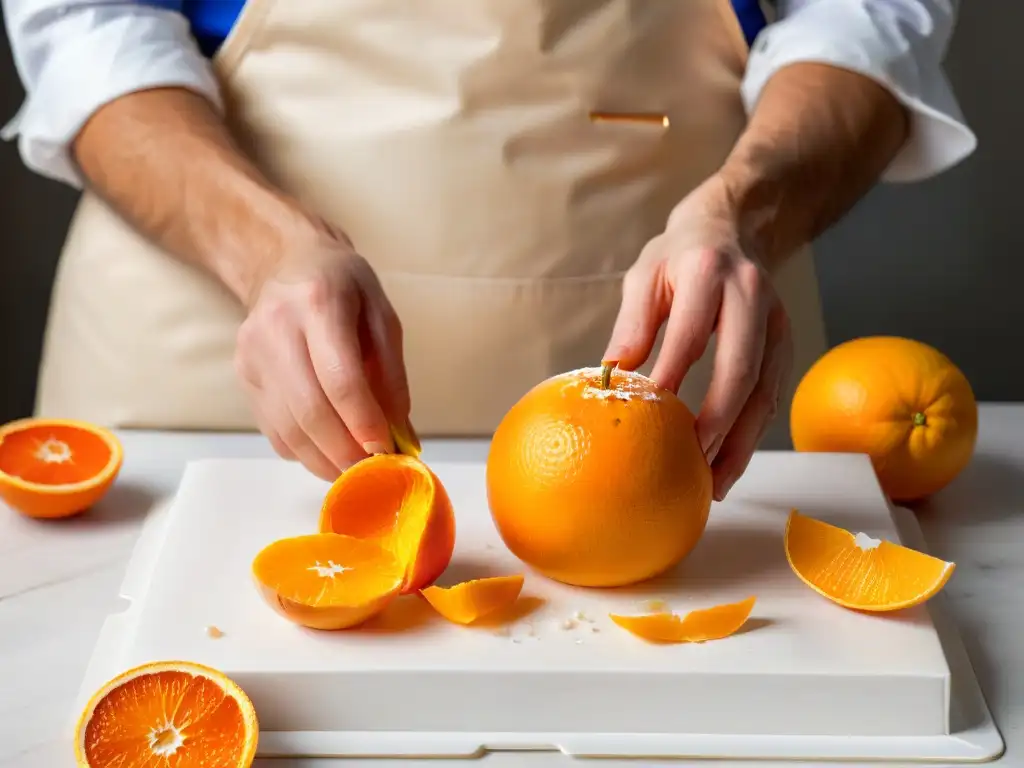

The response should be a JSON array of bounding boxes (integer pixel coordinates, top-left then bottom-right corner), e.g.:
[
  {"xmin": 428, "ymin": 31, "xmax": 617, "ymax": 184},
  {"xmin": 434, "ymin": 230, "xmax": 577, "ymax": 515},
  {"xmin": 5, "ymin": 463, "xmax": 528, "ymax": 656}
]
[
  {"xmin": 695, "ymin": 265, "xmax": 771, "ymax": 461},
  {"xmin": 256, "ymin": 382, "xmax": 344, "ymax": 481},
  {"xmin": 359, "ymin": 273, "xmax": 412, "ymax": 422},
  {"xmin": 305, "ymin": 291, "xmax": 395, "ymax": 455},
  {"xmin": 604, "ymin": 254, "xmax": 669, "ymax": 372},
  {"xmin": 251, "ymin": 401, "xmax": 297, "ymax": 461},
  {"xmin": 271, "ymin": 323, "xmax": 367, "ymax": 473},
  {"xmin": 710, "ymin": 304, "xmax": 793, "ymax": 500},
  {"xmin": 648, "ymin": 253, "xmax": 723, "ymax": 395}
]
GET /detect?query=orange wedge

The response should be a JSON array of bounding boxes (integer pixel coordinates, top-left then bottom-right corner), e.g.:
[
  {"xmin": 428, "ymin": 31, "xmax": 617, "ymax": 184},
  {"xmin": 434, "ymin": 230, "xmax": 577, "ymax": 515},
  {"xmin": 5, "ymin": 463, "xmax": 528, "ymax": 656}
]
[
  {"xmin": 0, "ymin": 418, "xmax": 123, "ymax": 519},
  {"xmin": 319, "ymin": 454, "xmax": 455, "ymax": 593},
  {"xmin": 421, "ymin": 574, "xmax": 525, "ymax": 625},
  {"xmin": 610, "ymin": 596, "xmax": 757, "ymax": 643},
  {"xmin": 75, "ymin": 660, "xmax": 258, "ymax": 767},
  {"xmin": 252, "ymin": 533, "xmax": 404, "ymax": 630},
  {"xmin": 784, "ymin": 509, "xmax": 955, "ymax": 612}
]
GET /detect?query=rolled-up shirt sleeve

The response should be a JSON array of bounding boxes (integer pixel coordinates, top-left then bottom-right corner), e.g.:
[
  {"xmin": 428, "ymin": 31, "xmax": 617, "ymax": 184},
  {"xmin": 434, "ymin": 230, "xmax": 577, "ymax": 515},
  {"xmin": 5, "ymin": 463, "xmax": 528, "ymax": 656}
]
[
  {"xmin": 1, "ymin": 0, "xmax": 222, "ymax": 187},
  {"xmin": 742, "ymin": 0, "xmax": 977, "ymax": 182}
]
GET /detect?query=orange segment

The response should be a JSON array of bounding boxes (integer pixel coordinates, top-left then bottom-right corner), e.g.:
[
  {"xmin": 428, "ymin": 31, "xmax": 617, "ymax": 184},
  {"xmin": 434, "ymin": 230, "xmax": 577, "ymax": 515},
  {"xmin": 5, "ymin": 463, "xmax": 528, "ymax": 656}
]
[
  {"xmin": 0, "ymin": 418, "xmax": 123, "ymax": 519},
  {"xmin": 75, "ymin": 660, "xmax": 258, "ymax": 767},
  {"xmin": 319, "ymin": 454, "xmax": 455, "ymax": 593},
  {"xmin": 784, "ymin": 510, "xmax": 955, "ymax": 612},
  {"xmin": 610, "ymin": 596, "xmax": 756, "ymax": 643},
  {"xmin": 252, "ymin": 533, "xmax": 404, "ymax": 630},
  {"xmin": 421, "ymin": 575, "xmax": 525, "ymax": 625}
]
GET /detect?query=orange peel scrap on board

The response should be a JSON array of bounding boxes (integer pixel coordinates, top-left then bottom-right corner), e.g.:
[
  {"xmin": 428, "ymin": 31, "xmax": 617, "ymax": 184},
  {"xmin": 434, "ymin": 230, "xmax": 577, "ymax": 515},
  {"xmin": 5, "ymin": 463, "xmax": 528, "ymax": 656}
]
[
  {"xmin": 610, "ymin": 596, "xmax": 757, "ymax": 644},
  {"xmin": 420, "ymin": 574, "xmax": 525, "ymax": 625},
  {"xmin": 784, "ymin": 509, "xmax": 955, "ymax": 612}
]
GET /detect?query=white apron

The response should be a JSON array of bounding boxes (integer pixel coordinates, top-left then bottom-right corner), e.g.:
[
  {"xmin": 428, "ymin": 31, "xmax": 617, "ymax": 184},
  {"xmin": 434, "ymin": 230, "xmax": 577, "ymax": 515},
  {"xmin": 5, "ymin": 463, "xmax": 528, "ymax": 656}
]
[{"xmin": 34, "ymin": 0, "xmax": 826, "ymax": 448}]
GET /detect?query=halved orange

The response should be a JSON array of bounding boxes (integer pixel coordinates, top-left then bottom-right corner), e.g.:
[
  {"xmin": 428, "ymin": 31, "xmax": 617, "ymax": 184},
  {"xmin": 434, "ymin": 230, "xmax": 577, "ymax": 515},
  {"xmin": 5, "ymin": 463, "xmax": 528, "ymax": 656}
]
[
  {"xmin": 252, "ymin": 533, "xmax": 404, "ymax": 630},
  {"xmin": 421, "ymin": 574, "xmax": 525, "ymax": 625},
  {"xmin": 784, "ymin": 509, "xmax": 955, "ymax": 612},
  {"xmin": 319, "ymin": 454, "xmax": 455, "ymax": 593},
  {"xmin": 0, "ymin": 417, "xmax": 123, "ymax": 519},
  {"xmin": 75, "ymin": 660, "xmax": 258, "ymax": 767},
  {"xmin": 610, "ymin": 596, "xmax": 756, "ymax": 643}
]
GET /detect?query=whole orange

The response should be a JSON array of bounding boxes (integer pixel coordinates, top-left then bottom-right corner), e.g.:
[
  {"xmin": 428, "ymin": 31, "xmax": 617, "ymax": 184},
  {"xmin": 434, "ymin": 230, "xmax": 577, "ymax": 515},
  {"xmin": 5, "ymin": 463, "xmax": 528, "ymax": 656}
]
[
  {"xmin": 486, "ymin": 365, "xmax": 712, "ymax": 588},
  {"xmin": 790, "ymin": 336, "xmax": 977, "ymax": 503}
]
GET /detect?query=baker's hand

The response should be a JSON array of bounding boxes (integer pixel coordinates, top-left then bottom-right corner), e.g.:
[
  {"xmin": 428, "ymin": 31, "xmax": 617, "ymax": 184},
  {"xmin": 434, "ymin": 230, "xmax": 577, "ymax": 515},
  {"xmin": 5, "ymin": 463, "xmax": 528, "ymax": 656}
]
[
  {"xmin": 604, "ymin": 174, "xmax": 793, "ymax": 501},
  {"xmin": 234, "ymin": 221, "xmax": 410, "ymax": 480}
]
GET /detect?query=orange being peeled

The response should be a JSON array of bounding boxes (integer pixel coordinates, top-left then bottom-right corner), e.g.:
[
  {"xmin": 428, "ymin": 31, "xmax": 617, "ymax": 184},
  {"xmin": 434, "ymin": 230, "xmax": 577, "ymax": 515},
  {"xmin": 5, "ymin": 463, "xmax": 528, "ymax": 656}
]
[
  {"xmin": 486, "ymin": 363, "xmax": 712, "ymax": 588},
  {"xmin": 790, "ymin": 337, "xmax": 977, "ymax": 502}
]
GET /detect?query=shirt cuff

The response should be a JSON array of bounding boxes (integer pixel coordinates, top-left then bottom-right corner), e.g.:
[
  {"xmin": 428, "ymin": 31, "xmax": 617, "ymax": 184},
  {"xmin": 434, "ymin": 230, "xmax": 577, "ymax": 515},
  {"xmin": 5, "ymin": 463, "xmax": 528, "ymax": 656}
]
[
  {"xmin": 740, "ymin": 6, "xmax": 978, "ymax": 183},
  {"xmin": 1, "ymin": 8, "xmax": 223, "ymax": 189}
]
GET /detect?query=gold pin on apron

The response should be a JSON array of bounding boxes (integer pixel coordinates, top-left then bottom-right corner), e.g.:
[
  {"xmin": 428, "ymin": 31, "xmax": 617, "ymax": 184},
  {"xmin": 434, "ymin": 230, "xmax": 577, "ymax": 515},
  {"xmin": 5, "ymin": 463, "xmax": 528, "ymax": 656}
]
[{"xmin": 590, "ymin": 112, "xmax": 670, "ymax": 128}]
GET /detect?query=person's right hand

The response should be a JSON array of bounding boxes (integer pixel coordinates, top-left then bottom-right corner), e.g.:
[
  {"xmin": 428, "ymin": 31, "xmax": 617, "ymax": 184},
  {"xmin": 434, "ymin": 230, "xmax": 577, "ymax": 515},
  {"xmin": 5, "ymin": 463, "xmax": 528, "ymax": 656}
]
[{"xmin": 234, "ymin": 220, "xmax": 410, "ymax": 481}]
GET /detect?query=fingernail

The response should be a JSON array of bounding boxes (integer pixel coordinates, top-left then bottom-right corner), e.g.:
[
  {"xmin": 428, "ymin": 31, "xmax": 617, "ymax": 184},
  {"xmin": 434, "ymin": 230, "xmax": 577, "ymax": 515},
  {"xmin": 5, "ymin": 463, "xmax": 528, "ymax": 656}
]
[
  {"xmin": 714, "ymin": 473, "xmax": 738, "ymax": 502},
  {"xmin": 702, "ymin": 434, "xmax": 724, "ymax": 463},
  {"xmin": 362, "ymin": 441, "xmax": 391, "ymax": 456}
]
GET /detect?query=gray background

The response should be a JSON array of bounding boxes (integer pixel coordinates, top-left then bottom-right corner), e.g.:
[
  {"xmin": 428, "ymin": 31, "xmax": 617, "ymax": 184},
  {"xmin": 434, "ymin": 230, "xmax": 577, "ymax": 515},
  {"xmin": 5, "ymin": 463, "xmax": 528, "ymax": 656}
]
[{"xmin": 0, "ymin": 5, "xmax": 1019, "ymax": 425}]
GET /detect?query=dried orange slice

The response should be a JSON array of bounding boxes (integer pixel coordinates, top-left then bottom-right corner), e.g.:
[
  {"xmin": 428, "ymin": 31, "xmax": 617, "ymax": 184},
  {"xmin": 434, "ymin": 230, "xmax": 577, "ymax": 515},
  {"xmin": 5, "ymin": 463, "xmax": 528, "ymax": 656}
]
[
  {"xmin": 0, "ymin": 418, "xmax": 123, "ymax": 519},
  {"xmin": 75, "ymin": 660, "xmax": 258, "ymax": 767},
  {"xmin": 252, "ymin": 533, "xmax": 404, "ymax": 630},
  {"xmin": 319, "ymin": 454, "xmax": 455, "ymax": 594},
  {"xmin": 421, "ymin": 574, "xmax": 525, "ymax": 625},
  {"xmin": 610, "ymin": 596, "xmax": 756, "ymax": 643},
  {"xmin": 784, "ymin": 509, "xmax": 955, "ymax": 612}
]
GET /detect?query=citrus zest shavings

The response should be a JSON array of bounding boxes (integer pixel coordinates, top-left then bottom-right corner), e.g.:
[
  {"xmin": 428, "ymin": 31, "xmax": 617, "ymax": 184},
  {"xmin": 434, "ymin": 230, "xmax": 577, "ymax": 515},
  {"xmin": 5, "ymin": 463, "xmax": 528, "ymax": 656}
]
[
  {"xmin": 609, "ymin": 596, "xmax": 757, "ymax": 643},
  {"xmin": 784, "ymin": 509, "xmax": 955, "ymax": 612},
  {"xmin": 420, "ymin": 574, "xmax": 525, "ymax": 625}
]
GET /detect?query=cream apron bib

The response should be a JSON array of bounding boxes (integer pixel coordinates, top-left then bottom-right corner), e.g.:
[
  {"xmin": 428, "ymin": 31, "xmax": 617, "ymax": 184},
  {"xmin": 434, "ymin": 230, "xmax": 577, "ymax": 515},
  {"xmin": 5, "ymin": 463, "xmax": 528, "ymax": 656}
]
[{"xmin": 35, "ymin": 0, "xmax": 826, "ymax": 448}]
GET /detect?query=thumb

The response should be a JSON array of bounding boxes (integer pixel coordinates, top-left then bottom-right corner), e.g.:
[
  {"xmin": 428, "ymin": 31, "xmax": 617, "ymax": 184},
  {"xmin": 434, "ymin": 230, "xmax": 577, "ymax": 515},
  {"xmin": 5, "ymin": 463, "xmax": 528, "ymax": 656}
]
[{"xmin": 604, "ymin": 266, "xmax": 667, "ymax": 372}]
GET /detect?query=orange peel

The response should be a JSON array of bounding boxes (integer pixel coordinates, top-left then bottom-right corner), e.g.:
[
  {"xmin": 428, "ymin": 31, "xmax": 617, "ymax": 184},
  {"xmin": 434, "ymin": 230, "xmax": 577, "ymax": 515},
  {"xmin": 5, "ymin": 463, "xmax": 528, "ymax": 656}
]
[
  {"xmin": 252, "ymin": 533, "xmax": 404, "ymax": 630},
  {"xmin": 610, "ymin": 596, "xmax": 756, "ymax": 643},
  {"xmin": 319, "ymin": 454, "xmax": 455, "ymax": 593},
  {"xmin": 784, "ymin": 509, "xmax": 955, "ymax": 612},
  {"xmin": 420, "ymin": 574, "xmax": 525, "ymax": 625},
  {"xmin": 75, "ymin": 660, "xmax": 258, "ymax": 767}
]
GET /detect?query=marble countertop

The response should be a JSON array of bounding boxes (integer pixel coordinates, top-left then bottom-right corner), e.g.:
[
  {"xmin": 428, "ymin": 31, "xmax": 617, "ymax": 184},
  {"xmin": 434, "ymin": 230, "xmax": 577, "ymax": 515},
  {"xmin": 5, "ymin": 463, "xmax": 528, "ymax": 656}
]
[{"xmin": 1, "ymin": 404, "xmax": 1021, "ymax": 767}]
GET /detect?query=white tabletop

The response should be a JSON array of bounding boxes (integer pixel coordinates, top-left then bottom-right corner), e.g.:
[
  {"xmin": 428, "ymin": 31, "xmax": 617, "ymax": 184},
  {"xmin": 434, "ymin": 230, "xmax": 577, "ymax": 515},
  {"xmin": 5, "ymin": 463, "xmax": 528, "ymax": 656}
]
[{"xmin": 1, "ymin": 404, "xmax": 1021, "ymax": 768}]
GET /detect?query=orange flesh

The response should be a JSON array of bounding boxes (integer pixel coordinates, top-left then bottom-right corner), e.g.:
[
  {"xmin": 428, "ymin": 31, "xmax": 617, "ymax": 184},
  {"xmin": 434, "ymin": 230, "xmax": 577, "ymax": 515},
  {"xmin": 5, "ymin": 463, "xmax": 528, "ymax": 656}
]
[
  {"xmin": 785, "ymin": 510, "xmax": 954, "ymax": 611},
  {"xmin": 0, "ymin": 424, "xmax": 113, "ymax": 486},
  {"xmin": 82, "ymin": 670, "xmax": 250, "ymax": 767},
  {"xmin": 319, "ymin": 454, "xmax": 455, "ymax": 592},
  {"xmin": 420, "ymin": 575, "xmax": 525, "ymax": 625},
  {"xmin": 610, "ymin": 596, "xmax": 756, "ymax": 643},
  {"xmin": 252, "ymin": 533, "xmax": 404, "ymax": 609}
]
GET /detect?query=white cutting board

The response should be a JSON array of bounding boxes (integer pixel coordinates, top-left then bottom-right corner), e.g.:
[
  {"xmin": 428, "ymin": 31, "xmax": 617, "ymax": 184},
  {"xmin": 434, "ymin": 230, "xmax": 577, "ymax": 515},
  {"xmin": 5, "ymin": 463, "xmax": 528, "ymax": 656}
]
[{"xmin": 76, "ymin": 451, "xmax": 1004, "ymax": 762}]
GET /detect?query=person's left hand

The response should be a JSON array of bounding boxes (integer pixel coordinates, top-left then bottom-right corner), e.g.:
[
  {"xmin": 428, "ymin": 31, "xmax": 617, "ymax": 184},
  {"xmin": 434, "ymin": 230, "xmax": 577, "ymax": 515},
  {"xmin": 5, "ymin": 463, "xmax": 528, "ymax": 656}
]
[{"xmin": 604, "ymin": 174, "xmax": 794, "ymax": 501}]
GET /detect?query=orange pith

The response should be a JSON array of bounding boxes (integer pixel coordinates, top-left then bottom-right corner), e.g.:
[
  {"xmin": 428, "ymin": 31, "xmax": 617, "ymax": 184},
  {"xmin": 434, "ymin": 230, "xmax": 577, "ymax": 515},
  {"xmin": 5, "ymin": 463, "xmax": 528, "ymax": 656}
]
[
  {"xmin": 420, "ymin": 574, "xmax": 525, "ymax": 625},
  {"xmin": 319, "ymin": 453, "xmax": 455, "ymax": 593},
  {"xmin": 790, "ymin": 336, "xmax": 977, "ymax": 502},
  {"xmin": 0, "ymin": 418, "xmax": 123, "ymax": 519},
  {"xmin": 487, "ymin": 366, "xmax": 712, "ymax": 588},
  {"xmin": 252, "ymin": 533, "xmax": 404, "ymax": 630},
  {"xmin": 784, "ymin": 510, "xmax": 955, "ymax": 612},
  {"xmin": 75, "ymin": 660, "xmax": 258, "ymax": 767},
  {"xmin": 610, "ymin": 596, "xmax": 756, "ymax": 643}
]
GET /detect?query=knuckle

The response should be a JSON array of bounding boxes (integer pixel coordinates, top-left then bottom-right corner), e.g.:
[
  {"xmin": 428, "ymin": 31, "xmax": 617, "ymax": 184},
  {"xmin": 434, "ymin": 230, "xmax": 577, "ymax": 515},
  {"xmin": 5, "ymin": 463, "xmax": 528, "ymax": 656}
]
[
  {"xmin": 301, "ymin": 277, "xmax": 335, "ymax": 311},
  {"xmin": 693, "ymin": 248, "xmax": 730, "ymax": 281},
  {"xmin": 293, "ymin": 390, "xmax": 327, "ymax": 431},
  {"xmin": 279, "ymin": 419, "xmax": 306, "ymax": 449},
  {"xmin": 735, "ymin": 259, "xmax": 766, "ymax": 295}
]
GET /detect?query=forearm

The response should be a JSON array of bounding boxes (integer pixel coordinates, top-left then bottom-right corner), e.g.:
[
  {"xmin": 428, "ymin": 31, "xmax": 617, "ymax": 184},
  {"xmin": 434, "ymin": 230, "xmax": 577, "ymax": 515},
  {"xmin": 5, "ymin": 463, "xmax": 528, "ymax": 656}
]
[
  {"xmin": 73, "ymin": 87, "xmax": 320, "ymax": 305},
  {"xmin": 719, "ymin": 62, "xmax": 910, "ymax": 267}
]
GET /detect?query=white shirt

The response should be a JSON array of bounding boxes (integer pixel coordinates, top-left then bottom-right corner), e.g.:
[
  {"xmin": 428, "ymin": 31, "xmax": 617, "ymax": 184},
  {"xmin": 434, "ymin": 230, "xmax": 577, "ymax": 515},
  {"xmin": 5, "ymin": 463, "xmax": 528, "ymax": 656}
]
[{"xmin": 1, "ymin": 0, "xmax": 976, "ymax": 188}]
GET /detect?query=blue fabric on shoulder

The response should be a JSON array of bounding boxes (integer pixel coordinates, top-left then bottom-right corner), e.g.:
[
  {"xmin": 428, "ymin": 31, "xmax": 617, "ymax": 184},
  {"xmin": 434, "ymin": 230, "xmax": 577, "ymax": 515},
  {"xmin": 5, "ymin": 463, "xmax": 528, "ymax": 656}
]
[{"xmin": 148, "ymin": 0, "xmax": 768, "ymax": 56}]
